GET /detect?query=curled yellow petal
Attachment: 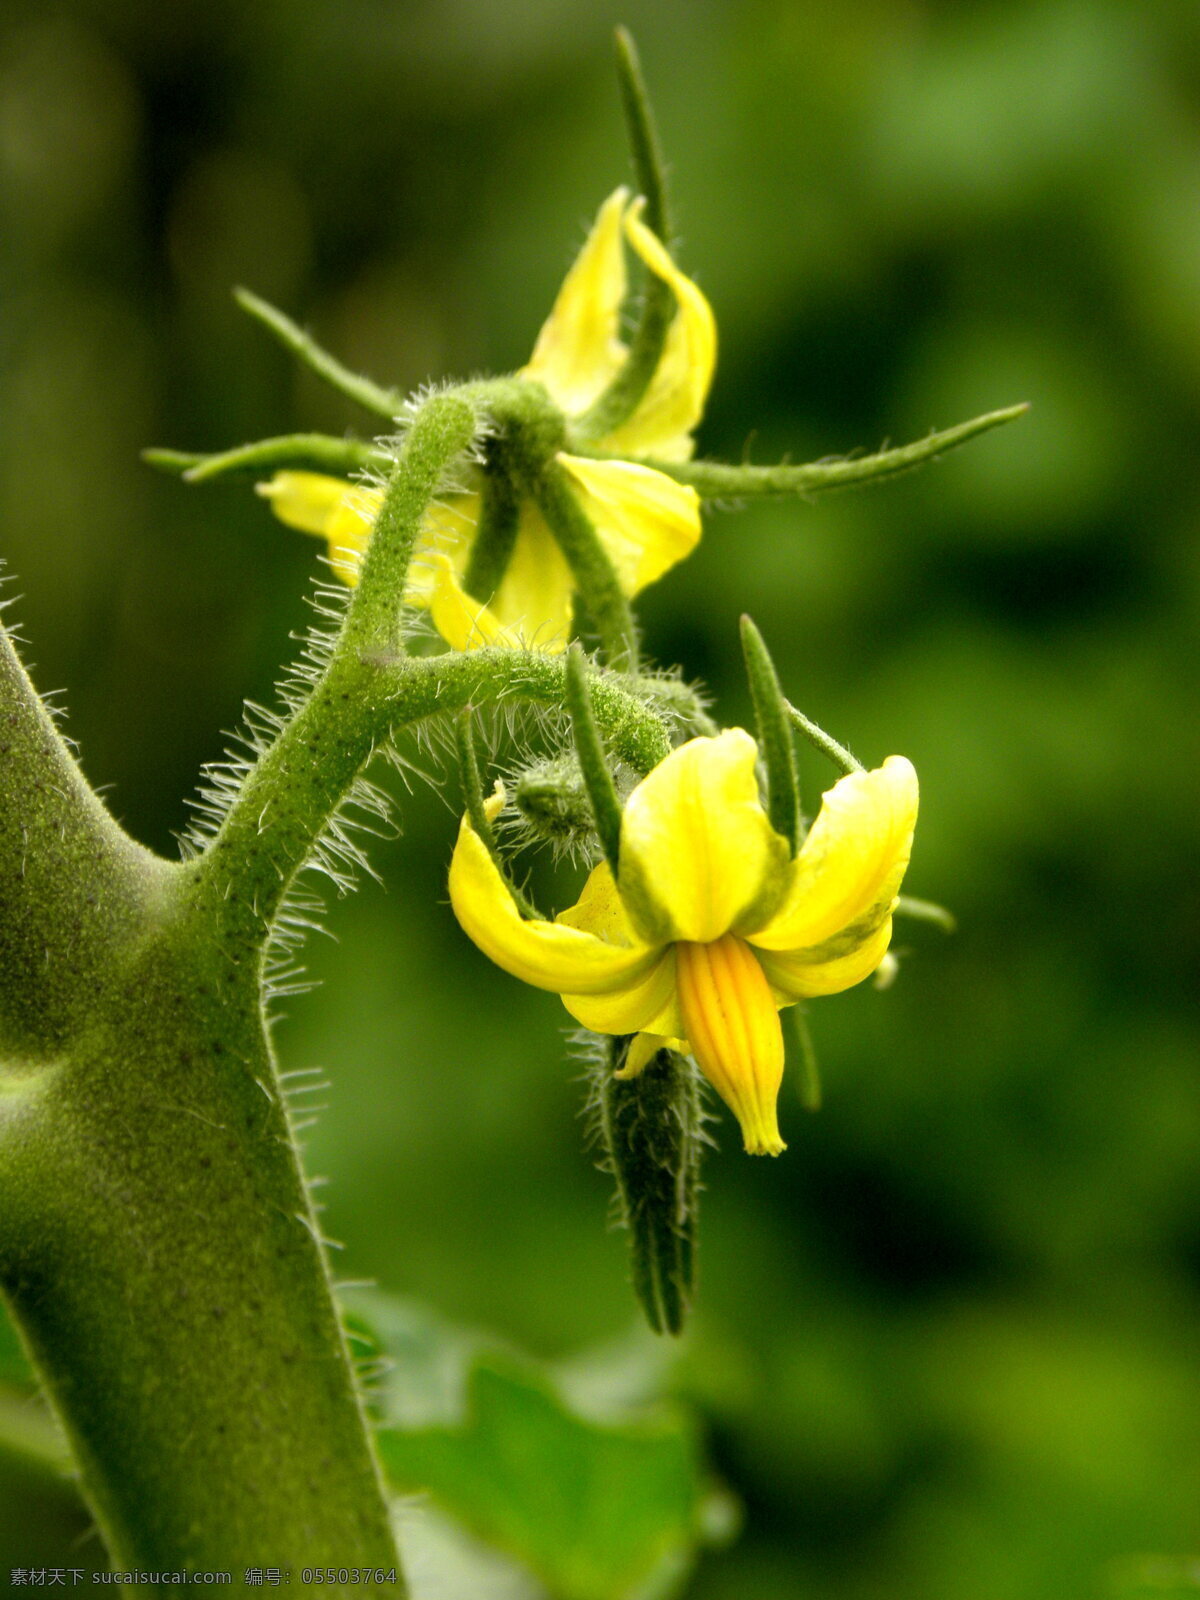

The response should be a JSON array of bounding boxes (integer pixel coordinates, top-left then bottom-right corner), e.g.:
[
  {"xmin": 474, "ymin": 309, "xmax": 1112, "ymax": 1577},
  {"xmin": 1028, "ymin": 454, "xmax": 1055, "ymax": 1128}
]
[
  {"xmin": 597, "ymin": 202, "xmax": 717, "ymax": 461},
  {"xmin": 755, "ymin": 916, "xmax": 894, "ymax": 1000},
  {"xmin": 618, "ymin": 730, "xmax": 789, "ymax": 945},
  {"xmin": 561, "ymin": 949, "xmax": 679, "ymax": 1036},
  {"xmin": 420, "ymin": 503, "xmax": 573, "ymax": 654},
  {"xmin": 521, "ymin": 188, "xmax": 630, "ymax": 416},
  {"xmin": 557, "ymin": 454, "xmax": 701, "ymax": 595},
  {"xmin": 486, "ymin": 504, "xmax": 575, "ymax": 648},
  {"xmin": 448, "ymin": 812, "xmax": 659, "ymax": 995},
  {"xmin": 675, "ymin": 936, "xmax": 785, "ymax": 1156},
  {"xmin": 556, "ymin": 860, "xmax": 640, "ymax": 945},
  {"xmin": 750, "ymin": 757, "xmax": 919, "ymax": 952}
]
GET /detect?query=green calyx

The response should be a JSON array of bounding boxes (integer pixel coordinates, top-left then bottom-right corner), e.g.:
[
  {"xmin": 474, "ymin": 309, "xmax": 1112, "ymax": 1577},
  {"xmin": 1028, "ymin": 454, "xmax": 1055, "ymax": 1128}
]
[
  {"xmin": 589, "ymin": 1038, "xmax": 705, "ymax": 1337},
  {"xmin": 740, "ymin": 616, "xmax": 801, "ymax": 856}
]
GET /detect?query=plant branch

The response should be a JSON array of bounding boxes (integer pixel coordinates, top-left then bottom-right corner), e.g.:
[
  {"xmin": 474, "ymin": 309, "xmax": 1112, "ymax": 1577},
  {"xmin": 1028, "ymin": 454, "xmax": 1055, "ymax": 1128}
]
[{"xmin": 0, "ymin": 622, "xmax": 175, "ymax": 1058}]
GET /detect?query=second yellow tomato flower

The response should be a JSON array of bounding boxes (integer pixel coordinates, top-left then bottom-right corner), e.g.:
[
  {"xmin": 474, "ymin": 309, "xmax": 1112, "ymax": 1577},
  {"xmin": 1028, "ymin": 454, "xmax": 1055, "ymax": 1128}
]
[{"xmin": 258, "ymin": 189, "xmax": 715, "ymax": 651}]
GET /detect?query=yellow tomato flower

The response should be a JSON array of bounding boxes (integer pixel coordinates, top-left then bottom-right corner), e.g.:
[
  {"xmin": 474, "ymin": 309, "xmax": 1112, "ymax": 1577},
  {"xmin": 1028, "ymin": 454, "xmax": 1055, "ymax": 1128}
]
[
  {"xmin": 256, "ymin": 188, "xmax": 715, "ymax": 651},
  {"xmin": 449, "ymin": 731, "xmax": 918, "ymax": 1155}
]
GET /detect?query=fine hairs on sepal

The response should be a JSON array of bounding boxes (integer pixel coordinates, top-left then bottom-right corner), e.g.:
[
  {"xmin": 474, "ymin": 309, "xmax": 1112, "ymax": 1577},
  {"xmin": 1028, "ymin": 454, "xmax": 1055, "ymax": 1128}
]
[{"xmin": 578, "ymin": 1029, "xmax": 714, "ymax": 1337}]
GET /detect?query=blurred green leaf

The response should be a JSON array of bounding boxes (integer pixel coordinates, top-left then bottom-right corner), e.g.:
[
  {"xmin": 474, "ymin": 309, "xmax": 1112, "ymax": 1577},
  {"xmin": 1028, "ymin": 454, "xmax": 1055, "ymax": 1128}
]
[
  {"xmin": 0, "ymin": 1302, "xmax": 33, "ymax": 1388},
  {"xmin": 357, "ymin": 1293, "xmax": 719, "ymax": 1600}
]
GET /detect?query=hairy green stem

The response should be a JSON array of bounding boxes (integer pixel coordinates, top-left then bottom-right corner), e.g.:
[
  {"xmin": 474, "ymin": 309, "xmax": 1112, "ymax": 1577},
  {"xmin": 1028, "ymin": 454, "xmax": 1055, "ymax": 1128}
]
[{"xmin": 0, "ymin": 624, "xmax": 400, "ymax": 1587}]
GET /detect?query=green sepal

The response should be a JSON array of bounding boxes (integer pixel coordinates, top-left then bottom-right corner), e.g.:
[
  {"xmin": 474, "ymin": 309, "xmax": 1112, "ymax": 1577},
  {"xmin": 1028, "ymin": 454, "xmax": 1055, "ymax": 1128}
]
[
  {"xmin": 739, "ymin": 616, "xmax": 801, "ymax": 855},
  {"xmin": 784, "ymin": 700, "xmax": 863, "ymax": 776},
  {"xmin": 454, "ymin": 712, "xmax": 540, "ymax": 921},
  {"xmin": 564, "ymin": 644, "xmax": 625, "ymax": 878},
  {"xmin": 142, "ymin": 433, "xmax": 384, "ymax": 483},
  {"xmin": 234, "ymin": 286, "xmax": 404, "ymax": 419},
  {"xmin": 590, "ymin": 1038, "xmax": 704, "ymax": 1337},
  {"xmin": 571, "ymin": 32, "xmax": 675, "ymax": 447},
  {"xmin": 613, "ymin": 27, "xmax": 669, "ymax": 243},
  {"xmin": 462, "ymin": 454, "xmax": 521, "ymax": 605},
  {"xmin": 641, "ymin": 404, "xmax": 1030, "ymax": 500}
]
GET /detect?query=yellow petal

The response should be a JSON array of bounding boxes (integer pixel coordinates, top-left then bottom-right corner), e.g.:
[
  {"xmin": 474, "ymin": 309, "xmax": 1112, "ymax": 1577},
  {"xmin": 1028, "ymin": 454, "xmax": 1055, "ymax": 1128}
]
[
  {"xmin": 425, "ymin": 554, "xmax": 526, "ymax": 651},
  {"xmin": 557, "ymin": 454, "xmax": 701, "ymax": 596},
  {"xmin": 448, "ymin": 812, "xmax": 659, "ymax": 995},
  {"xmin": 675, "ymin": 936, "xmax": 786, "ymax": 1156},
  {"xmin": 257, "ymin": 471, "xmax": 357, "ymax": 534},
  {"xmin": 750, "ymin": 757, "xmax": 919, "ymax": 952},
  {"xmin": 555, "ymin": 861, "xmax": 679, "ymax": 1033},
  {"xmin": 421, "ymin": 501, "xmax": 574, "ymax": 654},
  {"xmin": 405, "ymin": 493, "xmax": 481, "ymax": 602},
  {"xmin": 521, "ymin": 188, "xmax": 630, "ymax": 416},
  {"xmin": 257, "ymin": 472, "xmax": 382, "ymax": 587},
  {"xmin": 556, "ymin": 859, "xmax": 639, "ymax": 945},
  {"xmin": 596, "ymin": 203, "xmax": 717, "ymax": 462},
  {"xmin": 613, "ymin": 1032, "xmax": 689, "ymax": 1080},
  {"xmin": 618, "ymin": 730, "xmax": 790, "ymax": 945},
  {"xmin": 488, "ymin": 503, "xmax": 575, "ymax": 646},
  {"xmin": 561, "ymin": 948, "xmax": 679, "ymax": 1035},
  {"xmin": 755, "ymin": 916, "xmax": 894, "ymax": 999}
]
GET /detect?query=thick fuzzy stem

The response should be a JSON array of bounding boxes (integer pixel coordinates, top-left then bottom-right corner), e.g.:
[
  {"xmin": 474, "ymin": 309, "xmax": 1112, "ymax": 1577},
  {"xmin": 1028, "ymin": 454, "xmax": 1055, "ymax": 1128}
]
[{"xmin": 0, "ymin": 625, "xmax": 399, "ymax": 1586}]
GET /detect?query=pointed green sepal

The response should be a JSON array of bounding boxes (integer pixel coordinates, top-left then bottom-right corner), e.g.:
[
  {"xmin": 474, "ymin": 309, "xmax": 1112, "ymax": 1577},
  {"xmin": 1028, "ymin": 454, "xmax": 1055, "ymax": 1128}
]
[
  {"xmin": 784, "ymin": 700, "xmax": 863, "ymax": 775},
  {"xmin": 564, "ymin": 644, "xmax": 625, "ymax": 878},
  {"xmin": 589, "ymin": 1037, "xmax": 704, "ymax": 1336},
  {"xmin": 142, "ymin": 433, "xmax": 383, "ymax": 484},
  {"xmin": 740, "ymin": 616, "xmax": 801, "ymax": 854},
  {"xmin": 644, "ymin": 404, "xmax": 1030, "ymax": 500},
  {"xmin": 234, "ymin": 287, "xmax": 404, "ymax": 419},
  {"xmin": 613, "ymin": 27, "xmax": 669, "ymax": 245},
  {"xmin": 462, "ymin": 456, "xmax": 521, "ymax": 605},
  {"xmin": 572, "ymin": 33, "xmax": 675, "ymax": 446}
]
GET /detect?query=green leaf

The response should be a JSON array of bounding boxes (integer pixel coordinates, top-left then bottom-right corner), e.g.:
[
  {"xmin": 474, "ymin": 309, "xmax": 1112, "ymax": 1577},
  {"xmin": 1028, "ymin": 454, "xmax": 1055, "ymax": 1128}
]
[
  {"xmin": 350, "ymin": 1294, "xmax": 726, "ymax": 1600},
  {"xmin": 378, "ymin": 1359, "xmax": 704, "ymax": 1600},
  {"xmin": 0, "ymin": 1302, "xmax": 32, "ymax": 1388}
]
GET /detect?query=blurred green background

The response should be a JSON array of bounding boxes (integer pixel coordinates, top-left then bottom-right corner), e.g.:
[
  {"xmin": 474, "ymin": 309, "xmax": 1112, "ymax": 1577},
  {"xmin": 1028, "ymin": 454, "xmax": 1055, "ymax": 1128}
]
[{"xmin": 2, "ymin": 0, "xmax": 1199, "ymax": 1594}]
